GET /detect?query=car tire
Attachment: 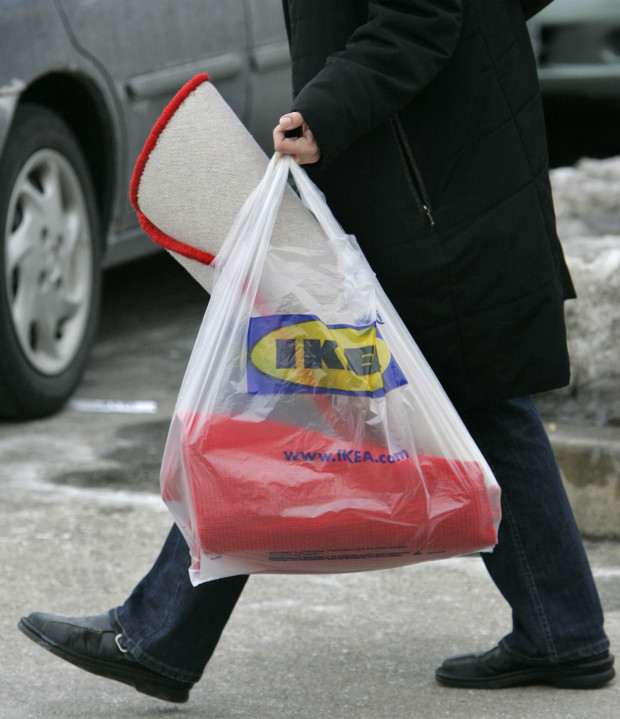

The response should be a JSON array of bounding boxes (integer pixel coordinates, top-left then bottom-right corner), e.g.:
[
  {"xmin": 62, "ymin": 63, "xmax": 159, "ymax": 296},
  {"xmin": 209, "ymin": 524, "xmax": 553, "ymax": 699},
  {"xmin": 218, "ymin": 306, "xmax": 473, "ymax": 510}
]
[{"xmin": 0, "ymin": 103, "xmax": 102, "ymax": 420}]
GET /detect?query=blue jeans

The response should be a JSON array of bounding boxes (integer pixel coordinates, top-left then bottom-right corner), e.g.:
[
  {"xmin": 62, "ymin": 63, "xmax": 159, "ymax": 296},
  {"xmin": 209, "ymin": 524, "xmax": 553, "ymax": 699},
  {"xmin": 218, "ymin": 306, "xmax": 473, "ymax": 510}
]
[{"xmin": 111, "ymin": 397, "xmax": 610, "ymax": 683}]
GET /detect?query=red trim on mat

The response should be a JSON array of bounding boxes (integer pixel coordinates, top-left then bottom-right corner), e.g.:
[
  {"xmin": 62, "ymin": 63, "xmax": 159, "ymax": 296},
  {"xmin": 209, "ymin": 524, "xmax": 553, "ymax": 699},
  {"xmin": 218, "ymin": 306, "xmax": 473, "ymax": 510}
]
[{"xmin": 130, "ymin": 73, "xmax": 216, "ymax": 267}]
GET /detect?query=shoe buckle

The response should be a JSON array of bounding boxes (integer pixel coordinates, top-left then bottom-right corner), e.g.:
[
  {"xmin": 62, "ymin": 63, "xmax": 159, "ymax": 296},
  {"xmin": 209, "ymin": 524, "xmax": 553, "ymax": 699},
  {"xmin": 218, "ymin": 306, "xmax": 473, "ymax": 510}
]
[{"xmin": 115, "ymin": 633, "xmax": 129, "ymax": 654}]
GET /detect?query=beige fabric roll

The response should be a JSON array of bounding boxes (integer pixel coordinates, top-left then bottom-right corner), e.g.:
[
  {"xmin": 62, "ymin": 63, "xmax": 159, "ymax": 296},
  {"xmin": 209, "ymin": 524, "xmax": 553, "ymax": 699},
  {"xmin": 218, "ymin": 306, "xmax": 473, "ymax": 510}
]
[{"xmin": 132, "ymin": 74, "xmax": 327, "ymax": 293}]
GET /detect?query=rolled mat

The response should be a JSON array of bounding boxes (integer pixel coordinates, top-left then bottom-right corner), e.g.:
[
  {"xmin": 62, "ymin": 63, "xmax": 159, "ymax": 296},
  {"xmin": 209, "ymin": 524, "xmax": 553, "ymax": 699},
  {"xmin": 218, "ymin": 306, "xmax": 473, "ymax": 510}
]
[
  {"xmin": 161, "ymin": 413, "xmax": 499, "ymax": 574},
  {"xmin": 131, "ymin": 74, "xmax": 327, "ymax": 294}
]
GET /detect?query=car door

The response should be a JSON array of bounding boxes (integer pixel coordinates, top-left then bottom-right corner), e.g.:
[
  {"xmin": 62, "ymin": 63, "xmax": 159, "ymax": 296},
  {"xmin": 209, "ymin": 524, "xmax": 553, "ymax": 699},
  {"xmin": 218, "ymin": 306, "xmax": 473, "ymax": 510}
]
[
  {"xmin": 245, "ymin": 0, "xmax": 292, "ymax": 151},
  {"xmin": 56, "ymin": 0, "xmax": 250, "ymax": 230}
]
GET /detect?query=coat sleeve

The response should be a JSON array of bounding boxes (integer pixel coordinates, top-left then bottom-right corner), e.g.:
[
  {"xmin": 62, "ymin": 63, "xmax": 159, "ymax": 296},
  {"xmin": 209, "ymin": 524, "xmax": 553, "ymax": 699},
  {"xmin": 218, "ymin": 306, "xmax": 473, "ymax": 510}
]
[{"xmin": 291, "ymin": 0, "xmax": 463, "ymax": 165}]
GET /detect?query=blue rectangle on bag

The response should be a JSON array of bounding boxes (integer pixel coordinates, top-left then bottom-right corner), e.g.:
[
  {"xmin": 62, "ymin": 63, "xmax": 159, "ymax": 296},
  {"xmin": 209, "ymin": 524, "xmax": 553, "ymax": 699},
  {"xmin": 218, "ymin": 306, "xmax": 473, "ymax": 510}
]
[{"xmin": 247, "ymin": 314, "xmax": 407, "ymax": 397}]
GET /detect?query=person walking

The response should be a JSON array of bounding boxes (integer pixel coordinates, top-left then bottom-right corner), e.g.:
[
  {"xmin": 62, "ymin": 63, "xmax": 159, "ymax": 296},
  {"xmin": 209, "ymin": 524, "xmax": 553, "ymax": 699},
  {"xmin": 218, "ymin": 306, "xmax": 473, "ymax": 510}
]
[{"xmin": 18, "ymin": 0, "xmax": 614, "ymax": 702}]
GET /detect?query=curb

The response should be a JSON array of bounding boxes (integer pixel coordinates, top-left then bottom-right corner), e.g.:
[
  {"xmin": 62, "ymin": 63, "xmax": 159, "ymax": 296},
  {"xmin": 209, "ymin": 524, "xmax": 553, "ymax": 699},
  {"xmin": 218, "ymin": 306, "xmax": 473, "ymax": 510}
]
[{"xmin": 546, "ymin": 422, "xmax": 620, "ymax": 540}]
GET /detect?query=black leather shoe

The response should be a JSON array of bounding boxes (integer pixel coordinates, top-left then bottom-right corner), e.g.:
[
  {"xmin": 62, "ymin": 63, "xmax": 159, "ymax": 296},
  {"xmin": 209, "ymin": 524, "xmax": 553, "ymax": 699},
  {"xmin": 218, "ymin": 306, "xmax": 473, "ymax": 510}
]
[
  {"xmin": 435, "ymin": 644, "xmax": 615, "ymax": 689},
  {"xmin": 18, "ymin": 612, "xmax": 193, "ymax": 703}
]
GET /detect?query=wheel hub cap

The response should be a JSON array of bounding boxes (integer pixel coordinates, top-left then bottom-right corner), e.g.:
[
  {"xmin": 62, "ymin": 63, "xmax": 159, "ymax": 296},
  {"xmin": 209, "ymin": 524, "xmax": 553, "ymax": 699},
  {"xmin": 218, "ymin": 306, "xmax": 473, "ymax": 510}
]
[{"xmin": 5, "ymin": 149, "xmax": 93, "ymax": 375}]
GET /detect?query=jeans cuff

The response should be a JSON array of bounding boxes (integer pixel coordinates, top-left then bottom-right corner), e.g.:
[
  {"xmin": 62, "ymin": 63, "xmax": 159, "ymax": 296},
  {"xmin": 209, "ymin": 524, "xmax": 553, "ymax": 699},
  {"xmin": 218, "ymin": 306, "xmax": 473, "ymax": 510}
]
[{"xmin": 109, "ymin": 607, "xmax": 200, "ymax": 684}]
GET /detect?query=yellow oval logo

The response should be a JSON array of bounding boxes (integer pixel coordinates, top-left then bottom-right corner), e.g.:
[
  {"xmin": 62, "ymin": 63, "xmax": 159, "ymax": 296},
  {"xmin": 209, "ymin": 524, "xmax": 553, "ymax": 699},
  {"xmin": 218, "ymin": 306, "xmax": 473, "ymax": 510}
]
[{"xmin": 247, "ymin": 315, "xmax": 406, "ymax": 396}]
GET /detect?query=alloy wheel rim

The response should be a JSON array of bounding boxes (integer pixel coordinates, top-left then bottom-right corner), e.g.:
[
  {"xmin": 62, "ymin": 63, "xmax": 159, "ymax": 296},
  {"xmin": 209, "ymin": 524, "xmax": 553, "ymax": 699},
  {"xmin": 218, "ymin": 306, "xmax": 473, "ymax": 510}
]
[{"xmin": 4, "ymin": 149, "xmax": 93, "ymax": 375}]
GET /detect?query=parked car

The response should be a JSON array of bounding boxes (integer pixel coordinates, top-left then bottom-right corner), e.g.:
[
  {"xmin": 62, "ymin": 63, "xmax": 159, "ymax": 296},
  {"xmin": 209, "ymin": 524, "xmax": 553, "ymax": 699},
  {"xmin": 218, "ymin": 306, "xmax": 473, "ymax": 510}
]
[
  {"xmin": 0, "ymin": 0, "xmax": 291, "ymax": 420},
  {"xmin": 530, "ymin": 0, "xmax": 620, "ymax": 97},
  {"xmin": 529, "ymin": 0, "xmax": 620, "ymax": 165}
]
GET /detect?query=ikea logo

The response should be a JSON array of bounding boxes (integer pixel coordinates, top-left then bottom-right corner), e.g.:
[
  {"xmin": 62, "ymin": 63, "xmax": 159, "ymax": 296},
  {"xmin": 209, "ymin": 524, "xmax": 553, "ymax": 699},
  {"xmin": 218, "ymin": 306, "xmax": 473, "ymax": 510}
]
[{"xmin": 247, "ymin": 314, "xmax": 407, "ymax": 396}]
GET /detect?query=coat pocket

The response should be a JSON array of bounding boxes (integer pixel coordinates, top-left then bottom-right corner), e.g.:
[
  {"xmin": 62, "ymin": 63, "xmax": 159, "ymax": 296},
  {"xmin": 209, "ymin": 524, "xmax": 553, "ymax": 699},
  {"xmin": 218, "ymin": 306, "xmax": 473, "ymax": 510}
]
[{"xmin": 390, "ymin": 114, "xmax": 436, "ymax": 227}]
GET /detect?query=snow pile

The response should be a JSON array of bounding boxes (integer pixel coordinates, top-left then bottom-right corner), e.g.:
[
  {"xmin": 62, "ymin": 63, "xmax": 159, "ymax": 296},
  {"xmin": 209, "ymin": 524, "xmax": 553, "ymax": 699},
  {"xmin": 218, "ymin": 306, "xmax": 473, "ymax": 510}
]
[
  {"xmin": 552, "ymin": 157, "xmax": 620, "ymax": 239},
  {"xmin": 536, "ymin": 157, "xmax": 620, "ymax": 426}
]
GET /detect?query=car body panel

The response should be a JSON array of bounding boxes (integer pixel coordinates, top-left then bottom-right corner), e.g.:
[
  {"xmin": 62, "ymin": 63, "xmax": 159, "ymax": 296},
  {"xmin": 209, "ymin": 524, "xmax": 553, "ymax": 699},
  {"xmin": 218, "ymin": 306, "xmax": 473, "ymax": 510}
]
[
  {"xmin": 245, "ymin": 0, "xmax": 293, "ymax": 150},
  {"xmin": 0, "ymin": 0, "xmax": 291, "ymax": 265},
  {"xmin": 531, "ymin": 0, "xmax": 620, "ymax": 97},
  {"xmin": 56, "ymin": 0, "xmax": 251, "ymax": 233},
  {"xmin": 537, "ymin": 0, "xmax": 620, "ymax": 23},
  {"xmin": 0, "ymin": 2, "xmax": 75, "ymax": 154}
]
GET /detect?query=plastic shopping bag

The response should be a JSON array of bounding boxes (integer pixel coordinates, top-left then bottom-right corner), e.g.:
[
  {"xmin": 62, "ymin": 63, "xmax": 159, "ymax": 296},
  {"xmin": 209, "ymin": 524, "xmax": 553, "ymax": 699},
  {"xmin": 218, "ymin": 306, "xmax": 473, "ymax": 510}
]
[{"xmin": 161, "ymin": 155, "xmax": 501, "ymax": 584}]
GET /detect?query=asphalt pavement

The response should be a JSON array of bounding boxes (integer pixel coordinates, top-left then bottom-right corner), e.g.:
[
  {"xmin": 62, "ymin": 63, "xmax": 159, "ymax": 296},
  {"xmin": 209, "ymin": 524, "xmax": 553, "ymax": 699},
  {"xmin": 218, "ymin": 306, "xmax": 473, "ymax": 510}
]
[{"xmin": 1, "ymin": 253, "xmax": 618, "ymax": 718}]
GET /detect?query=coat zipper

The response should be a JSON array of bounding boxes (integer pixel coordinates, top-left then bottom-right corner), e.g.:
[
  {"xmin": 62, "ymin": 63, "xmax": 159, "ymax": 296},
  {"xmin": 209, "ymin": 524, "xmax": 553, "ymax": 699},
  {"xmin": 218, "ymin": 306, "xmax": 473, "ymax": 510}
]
[{"xmin": 390, "ymin": 114, "xmax": 436, "ymax": 227}]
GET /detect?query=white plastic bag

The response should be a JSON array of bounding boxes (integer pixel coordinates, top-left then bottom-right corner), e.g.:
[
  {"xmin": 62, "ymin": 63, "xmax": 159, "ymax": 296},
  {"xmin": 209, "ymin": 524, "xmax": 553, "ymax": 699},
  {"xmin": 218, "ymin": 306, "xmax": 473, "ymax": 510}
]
[{"xmin": 161, "ymin": 155, "xmax": 501, "ymax": 584}]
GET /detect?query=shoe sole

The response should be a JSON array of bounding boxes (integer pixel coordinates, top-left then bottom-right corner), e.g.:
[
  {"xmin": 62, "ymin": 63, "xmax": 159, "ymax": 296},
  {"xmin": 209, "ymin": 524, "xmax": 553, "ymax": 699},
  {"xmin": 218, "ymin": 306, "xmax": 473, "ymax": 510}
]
[
  {"xmin": 436, "ymin": 657, "xmax": 616, "ymax": 690},
  {"xmin": 18, "ymin": 617, "xmax": 190, "ymax": 703}
]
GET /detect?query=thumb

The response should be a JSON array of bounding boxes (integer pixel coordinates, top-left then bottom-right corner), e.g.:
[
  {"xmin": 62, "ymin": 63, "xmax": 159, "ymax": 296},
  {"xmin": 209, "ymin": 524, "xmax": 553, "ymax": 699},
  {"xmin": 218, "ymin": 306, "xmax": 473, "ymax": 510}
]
[{"xmin": 279, "ymin": 112, "xmax": 304, "ymax": 130}]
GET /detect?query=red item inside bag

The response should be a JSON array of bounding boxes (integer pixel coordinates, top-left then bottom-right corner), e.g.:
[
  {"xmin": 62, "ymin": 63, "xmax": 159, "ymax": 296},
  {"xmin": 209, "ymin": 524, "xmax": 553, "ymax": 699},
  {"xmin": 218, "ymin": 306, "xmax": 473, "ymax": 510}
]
[{"xmin": 161, "ymin": 413, "xmax": 499, "ymax": 574}]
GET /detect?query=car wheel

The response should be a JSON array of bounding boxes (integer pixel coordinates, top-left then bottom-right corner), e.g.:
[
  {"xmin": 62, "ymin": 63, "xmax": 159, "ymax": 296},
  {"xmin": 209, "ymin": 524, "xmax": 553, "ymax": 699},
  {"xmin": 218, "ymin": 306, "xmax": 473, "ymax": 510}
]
[{"xmin": 0, "ymin": 103, "xmax": 102, "ymax": 420}]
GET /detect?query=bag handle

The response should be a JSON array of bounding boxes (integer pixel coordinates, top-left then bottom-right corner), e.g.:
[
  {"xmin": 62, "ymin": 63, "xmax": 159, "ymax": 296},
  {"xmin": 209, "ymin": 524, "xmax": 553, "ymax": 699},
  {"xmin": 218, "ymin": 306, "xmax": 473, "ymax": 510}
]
[{"xmin": 278, "ymin": 155, "xmax": 347, "ymax": 241}]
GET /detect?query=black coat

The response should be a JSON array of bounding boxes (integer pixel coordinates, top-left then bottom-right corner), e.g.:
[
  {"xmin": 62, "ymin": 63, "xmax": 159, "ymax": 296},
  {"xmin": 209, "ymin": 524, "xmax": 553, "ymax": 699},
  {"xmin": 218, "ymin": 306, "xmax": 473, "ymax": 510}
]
[{"xmin": 284, "ymin": 0, "xmax": 576, "ymax": 409}]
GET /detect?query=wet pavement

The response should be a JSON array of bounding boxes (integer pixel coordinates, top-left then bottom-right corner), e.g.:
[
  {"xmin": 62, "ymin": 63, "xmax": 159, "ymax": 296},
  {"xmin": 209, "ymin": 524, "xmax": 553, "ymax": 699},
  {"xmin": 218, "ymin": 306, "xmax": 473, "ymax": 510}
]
[{"xmin": 1, "ymin": 252, "xmax": 618, "ymax": 718}]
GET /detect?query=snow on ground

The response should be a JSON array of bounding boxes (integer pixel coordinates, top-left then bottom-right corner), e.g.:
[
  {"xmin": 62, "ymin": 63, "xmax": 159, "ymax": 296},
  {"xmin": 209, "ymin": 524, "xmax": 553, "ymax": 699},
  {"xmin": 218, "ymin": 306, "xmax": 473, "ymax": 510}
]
[{"xmin": 536, "ymin": 157, "xmax": 620, "ymax": 426}]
